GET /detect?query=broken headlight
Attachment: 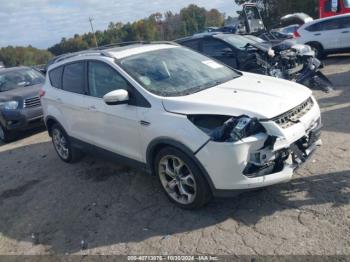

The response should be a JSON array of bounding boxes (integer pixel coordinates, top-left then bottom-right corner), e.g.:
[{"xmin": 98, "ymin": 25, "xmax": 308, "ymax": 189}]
[{"xmin": 188, "ymin": 115, "xmax": 266, "ymax": 143}]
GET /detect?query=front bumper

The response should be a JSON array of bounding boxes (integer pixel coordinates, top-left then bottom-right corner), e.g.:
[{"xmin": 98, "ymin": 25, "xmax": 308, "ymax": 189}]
[
  {"xmin": 195, "ymin": 101, "xmax": 322, "ymax": 197},
  {"xmin": 0, "ymin": 106, "xmax": 44, "ymax": 131}
]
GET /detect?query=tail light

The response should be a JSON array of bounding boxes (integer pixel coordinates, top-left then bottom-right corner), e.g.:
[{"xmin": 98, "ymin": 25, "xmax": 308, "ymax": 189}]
[
  {"xmin": 39, "ymin": 89, "xmax": 46, "ymax": 98},
  {"xmin": 294, "ymin": 30, "xmax": 301, "ymax": 38}
]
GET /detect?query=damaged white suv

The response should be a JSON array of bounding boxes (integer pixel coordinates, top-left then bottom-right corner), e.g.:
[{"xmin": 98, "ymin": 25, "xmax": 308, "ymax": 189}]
[{"xmin": 41, "ymin": 42, "xmax": 322, "ymax": 209}]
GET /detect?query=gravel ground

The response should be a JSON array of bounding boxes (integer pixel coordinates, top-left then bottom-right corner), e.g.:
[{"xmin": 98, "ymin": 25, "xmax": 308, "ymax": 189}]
[{"xmin": 0, "ymin": 55, "xmax": 349, "ymax": 255}]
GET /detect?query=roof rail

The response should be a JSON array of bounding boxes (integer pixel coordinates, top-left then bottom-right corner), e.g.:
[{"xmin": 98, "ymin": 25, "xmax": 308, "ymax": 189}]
[
  {"xmin": 53, "ymin": 50, "xmax": 113, "ymax": 64},
  {"xmin": 92, "ymin": 40, "xmax": 179, "ymax": 50},
  {"xmin": 50, "ymin": 41, "xmax": 179, "ymax": 66}
]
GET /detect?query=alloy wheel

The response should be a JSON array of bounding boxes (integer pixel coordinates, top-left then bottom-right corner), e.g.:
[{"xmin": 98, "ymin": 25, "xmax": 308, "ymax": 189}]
[
  {"xmin": 52, "ymin": 128, "xmax": 69, "ymax": 160},
  {"xmin": 158, "ymin": 155, "xmax": 197, "ymax": 205}
]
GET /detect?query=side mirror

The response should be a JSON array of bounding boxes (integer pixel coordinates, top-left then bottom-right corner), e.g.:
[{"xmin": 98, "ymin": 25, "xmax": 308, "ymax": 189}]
[{"xmin": 103, "ymin": 89, "xmax": 129, "ymax": 105}]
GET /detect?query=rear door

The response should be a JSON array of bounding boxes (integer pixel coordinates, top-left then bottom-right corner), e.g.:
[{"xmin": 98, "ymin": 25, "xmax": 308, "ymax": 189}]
[
  {"xmin": 305, "ymin": 18, "xmax": 343, "ymax": 50},
  {"xmin": 60, "ymin": 61, "xmax": 90, "ymax": 141},
  {"xmin": 338, "ymin": 16, "xmax": 350, "ymax": 48}
]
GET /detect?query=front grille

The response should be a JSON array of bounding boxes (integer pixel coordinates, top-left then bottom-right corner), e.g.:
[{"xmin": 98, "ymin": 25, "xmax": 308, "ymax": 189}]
[
  {"xmin": 272, "ymin": 97, "xmax": 314, "ymax": 129},
  {"xmin": 24, "ymin": 96, "xmax": 41, "ymax": 108}
]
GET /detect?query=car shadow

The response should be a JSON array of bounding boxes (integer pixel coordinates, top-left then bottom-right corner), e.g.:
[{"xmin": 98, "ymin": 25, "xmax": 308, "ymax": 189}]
[
  {"xmin": 0, "ymin": 126, "xmax": 46, "ymax": 147},
  {"xmin": 0, "ymin": 141, "xmax": 349, "ymax": 253}
]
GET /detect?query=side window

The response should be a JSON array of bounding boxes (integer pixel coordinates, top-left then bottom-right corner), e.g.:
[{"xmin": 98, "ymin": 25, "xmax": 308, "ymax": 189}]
[
  {"xmin": 49, "ymin": 66, "xmax": 63, "ymax": 89},
  {"xmin": 324, "ymin": 0, "xmax": 332, "ymax": 12},
  {"xmin": 62, "ymin": 62, "xmax": 85, "ymax": 94},
  {"xmin": 88, "ymin": 61, "xmax": 131, "ymax": 98},
  {"xmin": 306, "ymin": 23, "xmax": 321, "ymax": 32},
  {"xmin": 321, "ymin": 18, "xmax": 341, "ymax": 30},
  {"xmin": 339, "ymin": 17, "xmax": 350, "ymax": 29},
  {"xmin": 181, "ymin": 40, "xmax": 200, "ymax": 51},
  {"xmin": 202, "ymin": 39, "xmax": 229, "ymax": 57}
]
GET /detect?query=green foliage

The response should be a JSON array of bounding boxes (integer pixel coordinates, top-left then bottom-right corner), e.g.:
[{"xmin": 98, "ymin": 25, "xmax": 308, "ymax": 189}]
[
  {"xmin": 48, "ymin": 4, "xmax": 225, "ymax": 56},
  {"xmin": 0, "ymin": 46, "xmax": 53, "ymax": 67}
]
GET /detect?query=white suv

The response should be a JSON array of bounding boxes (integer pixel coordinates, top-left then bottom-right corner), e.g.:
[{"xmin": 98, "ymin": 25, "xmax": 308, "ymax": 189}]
[
  {"xmin": 295, "ymin": 14, "xmax": 350, "ymax": 58},
  {"xmin": 41, "ymin": 42, "xmax": 322, "ymax": 209}
]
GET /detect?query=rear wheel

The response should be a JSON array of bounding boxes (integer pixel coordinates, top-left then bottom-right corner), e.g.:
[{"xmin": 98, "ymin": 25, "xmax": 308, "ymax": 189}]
[
  {"xmin": 51, "ymin": 124, "xmax": 83, "ymax": 163},
  {"xmin": 155, "ymin": 147, "xmax": 212, "ymax": 209},
  {"xmin": 308, "ymin": 43, "xmax": 325, "ymax": 60}
]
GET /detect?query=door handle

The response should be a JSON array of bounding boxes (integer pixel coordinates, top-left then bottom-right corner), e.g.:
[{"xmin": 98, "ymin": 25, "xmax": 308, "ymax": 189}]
[
  {"xmin": 55, "ymin": 98, "xmax": 62, "ymax": 103},
  {"xmin": 87, "ymin": 105, "xmax": 97, "ymax": 111},
  {"xmin": 314, "ymin": 33, "xmax": 321, "ymax": 36},
  {"xmin": 341, "ymin": 31, "xmax": 349, "ymax": 34}
]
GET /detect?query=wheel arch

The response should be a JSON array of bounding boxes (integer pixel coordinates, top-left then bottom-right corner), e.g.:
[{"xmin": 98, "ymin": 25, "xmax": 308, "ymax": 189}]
[
  {"xmin": 146, "ymin": 137, "xmax": 216, "ymax": 193},
  {"xmin": 45, "ymin": 116, "xmax": 65, "ymax": 137}
]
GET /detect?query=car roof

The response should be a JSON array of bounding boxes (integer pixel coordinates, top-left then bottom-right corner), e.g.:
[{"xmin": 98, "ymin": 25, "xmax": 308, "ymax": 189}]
[
  {"xmin": 0, "ymin": 66, "xmax": 31, "ymax": 73},
  {"xmin": 48, "ymin": 42, "xmax": 180, "ymax": 70},
  {"xmin": 303, "ymin": 13, "xmax": 350, "ymax": 26},
  {"xmin": 176, "ymin": 32, "xmax": 243, "ymax": 43}
]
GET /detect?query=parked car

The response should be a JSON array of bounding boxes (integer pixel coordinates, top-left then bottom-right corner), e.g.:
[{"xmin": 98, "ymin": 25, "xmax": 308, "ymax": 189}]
[
  {"xmin": 0, "ymin": 67, "xmax": 45, "ymax": 142},
  {"xmin": 295, "ymin": 13, "xmax": 350, "ymax": 58},
  {"xmin": 270, "ymin": 24, "xmax": 300, "ymax": 39},
  {"xmin": 42, "ymin": 43, "xmax": 322, "ymax": 209},
  {"xmin": 176, "ymin": 33, "xmax": 333, "ymax": 92}
]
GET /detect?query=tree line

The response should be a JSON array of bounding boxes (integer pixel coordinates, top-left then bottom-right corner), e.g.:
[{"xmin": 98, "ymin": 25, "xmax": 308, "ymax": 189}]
[
  {"xmin": 48, "ymin": 5, "xmax": 225, "ymax": 55},
  {"xmin": 0, "ymin": 2, "xmax": 319, "ymax": 66}
]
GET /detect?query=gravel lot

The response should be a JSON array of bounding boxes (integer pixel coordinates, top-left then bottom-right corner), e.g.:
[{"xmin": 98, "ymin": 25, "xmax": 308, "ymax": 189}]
[{"xmin": 0, "ymin": 56, "xmax": 349, "ymax": 255}]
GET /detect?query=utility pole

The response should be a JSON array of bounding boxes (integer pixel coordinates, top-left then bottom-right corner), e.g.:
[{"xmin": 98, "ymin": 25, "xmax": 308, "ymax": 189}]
[{"xmin": 89, "ymin": 17, "xmax": 98, "ymax": 48}]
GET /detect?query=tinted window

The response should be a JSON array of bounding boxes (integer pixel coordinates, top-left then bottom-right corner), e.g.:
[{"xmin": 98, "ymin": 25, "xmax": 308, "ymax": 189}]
[
  {"xmin": 306, "ymin": 18, "xmax": 340, "ymax": 32},
  {"xmin": 339, "ymin": 16, "xmax": 350, "ymax": 28},
  {"xmin": 345, "ymin": 0, "xmax": 350, "ymax": 8},
  {"xmin": 49, "ymin": 66, "xmax": 63, "ymax": 89},
  {"xmin": 181, "ymin": 40, "xmax": 200, "ymax": 51},
  {"xmin": 88, "ymin": 61, "xmax": 130, "ymax": 98},
  {"xmin": 62, "ymin": 62, "xmax": 85, "ymax": 94},
  {"xmin": 202, "ymin": 39, "xmax": 229, "ymax": 56}
]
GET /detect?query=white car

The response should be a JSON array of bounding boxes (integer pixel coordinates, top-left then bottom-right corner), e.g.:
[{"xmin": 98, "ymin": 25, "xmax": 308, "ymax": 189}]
[
  {"xmin": 295, "ymin": 13, "xmax": 350, "ymax": 58},
  {"xmin": 41, "ymin": 43, "xmax": 322, "ymax": 209}
]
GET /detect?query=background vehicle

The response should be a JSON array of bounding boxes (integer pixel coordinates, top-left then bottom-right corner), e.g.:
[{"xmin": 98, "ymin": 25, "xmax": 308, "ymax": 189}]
[
  {"xmin": 0, "ymin": 62, "xmax": 4, "ymax": 69},
  {"xmin": 0, "ymin": 67, "xmax": 45, "ymax": 142},
  {"xmin": 295, "ymin": 13, "xmax": 350, "ymax": 58},
  {"xmin": 320, "ymin": 0, "xmax": 350, "ymax": 18},
  {"xmin": 270, "ymin": 24, "xmax": 300, "ymax": 39},
  {"xmin": 42, "ymin": 43, "xmax": 322, "ymax": 209},
  {"xmin": 176, "ymin": 33, "xmax": 333, "ymax": 92}
]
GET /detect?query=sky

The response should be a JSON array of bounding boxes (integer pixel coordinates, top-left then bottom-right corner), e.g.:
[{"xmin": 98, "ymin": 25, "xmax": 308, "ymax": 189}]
[{"xmin": 0, "ymin": 0, "xmax": 239, "ymax": 49}]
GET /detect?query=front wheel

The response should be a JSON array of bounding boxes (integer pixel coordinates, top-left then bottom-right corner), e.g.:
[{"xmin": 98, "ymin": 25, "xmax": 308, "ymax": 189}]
[
  {"xmin": 155, "ymin": 147, "xmax": 212, "ymax": 209},
  {"xmin": 51, "ymin": 124, "xmax": 83, "ymax": 163}
]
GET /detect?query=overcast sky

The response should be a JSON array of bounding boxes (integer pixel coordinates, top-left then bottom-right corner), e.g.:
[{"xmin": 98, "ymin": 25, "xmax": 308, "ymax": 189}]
[{"xmin": 0, "ymin": 0, "xmax": 239, "ymax": 49}]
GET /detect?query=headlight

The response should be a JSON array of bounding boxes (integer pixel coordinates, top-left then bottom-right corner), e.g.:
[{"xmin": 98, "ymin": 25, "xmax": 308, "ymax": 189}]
[{"xmin": 0, "ymin": 101, "xmax": 19, "ymax": 110}]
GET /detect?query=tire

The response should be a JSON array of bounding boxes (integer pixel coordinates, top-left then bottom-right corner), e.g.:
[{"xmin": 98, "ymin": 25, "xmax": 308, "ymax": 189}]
[
  {"xmin": 51, "ymin": 123, "xmax": 83, "ymax": 163},
  {"xmin": 0, "ymin": 124, "xmax": 14, "ymax": 143},
  {"xmin": 154, "ymin": 147, "xmax": 212, "ymax": 209},
  {"xmin": 308, "ymin": 43, "xmax": 326, "ymax": 60}
]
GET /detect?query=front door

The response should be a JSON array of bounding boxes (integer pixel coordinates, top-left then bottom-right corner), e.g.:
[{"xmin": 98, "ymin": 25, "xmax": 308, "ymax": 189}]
[{"xmin": 85, "ymin": 60, "xmax": 142, "ymax": 161}]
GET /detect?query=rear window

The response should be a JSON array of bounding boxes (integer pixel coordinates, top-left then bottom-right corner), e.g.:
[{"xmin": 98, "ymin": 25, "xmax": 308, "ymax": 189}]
[
  {"xmin": 49, "ymin": 66, "xmax": 63, "ymax": 89},
  {"xmin": 181, "ymin": 40, "xmax": 200, "ymax": 51},
  {"xmin": 62, "ymin": 62, "xmax": 85, "ymax": 94}
]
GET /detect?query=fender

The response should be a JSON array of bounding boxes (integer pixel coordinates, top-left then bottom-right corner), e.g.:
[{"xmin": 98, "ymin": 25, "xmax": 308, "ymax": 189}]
[{"xmin": 146, "ymin": 137, "xmax": 216, "ymax": 193}]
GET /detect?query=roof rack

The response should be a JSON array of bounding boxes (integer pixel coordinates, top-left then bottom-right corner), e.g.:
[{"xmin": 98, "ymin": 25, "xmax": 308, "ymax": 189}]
[
  {"xmin": 92, "ymin": 40, "xmax": 179, "ymax": 50},
  {"xmin": 50, "ymin": 41, "xmax": 179, "ymax": 66}
]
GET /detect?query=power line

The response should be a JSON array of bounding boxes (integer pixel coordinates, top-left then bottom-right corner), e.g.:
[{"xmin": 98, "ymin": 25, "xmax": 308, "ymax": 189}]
[{"xmin": 89, "ymin": 17, "xmax": 98, "ymax": 48}]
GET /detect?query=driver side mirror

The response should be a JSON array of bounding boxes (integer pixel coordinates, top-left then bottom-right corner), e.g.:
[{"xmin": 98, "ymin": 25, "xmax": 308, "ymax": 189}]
[{"xmin": 103, "ymin": 89, "xmax": 129, "ymax": 105}]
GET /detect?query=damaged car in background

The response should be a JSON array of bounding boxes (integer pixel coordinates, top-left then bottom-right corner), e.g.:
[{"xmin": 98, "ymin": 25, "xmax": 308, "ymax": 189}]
[
  {"xmin": 42, "ymin": 43, "xmax": 322, "ymax": 209},
  {"xmin": 177, "ymin": 33, "xmax": 334, "ymax": 92}
]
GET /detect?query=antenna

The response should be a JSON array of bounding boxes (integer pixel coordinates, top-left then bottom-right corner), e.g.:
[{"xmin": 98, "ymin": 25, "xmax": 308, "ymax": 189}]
[{"xmin": 89, "ymin": 17, "xmax": 98, "ymax": 48}]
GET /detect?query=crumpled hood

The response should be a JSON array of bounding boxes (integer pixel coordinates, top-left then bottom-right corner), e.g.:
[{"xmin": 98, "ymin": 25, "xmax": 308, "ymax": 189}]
[{"xmin": 162, "ymin": 73, "xmax": 312, "ymax": 119}]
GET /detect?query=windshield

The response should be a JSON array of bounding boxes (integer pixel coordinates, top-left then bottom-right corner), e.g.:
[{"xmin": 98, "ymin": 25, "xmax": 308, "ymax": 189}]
[
  {"xmin": 221, "ymin": 35, "xmax": 264, "ymax": 50},
  {"xmin": 0, "ymin": 68, "xmax": 45, "ymax": 92},
  {"xmin": 119, "ymin": 47, "xmax": 240, "ymax": 97}
]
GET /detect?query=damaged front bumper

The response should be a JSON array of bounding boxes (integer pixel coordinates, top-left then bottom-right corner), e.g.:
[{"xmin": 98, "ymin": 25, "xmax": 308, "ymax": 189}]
[{"xmin": 194, "ymin": 98, "xmax": 322, "ymax": 197}]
